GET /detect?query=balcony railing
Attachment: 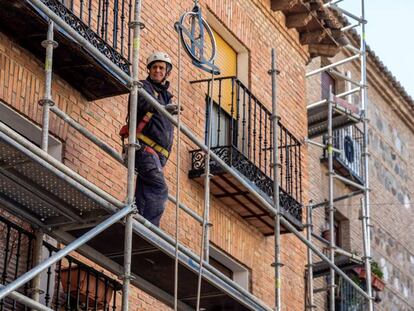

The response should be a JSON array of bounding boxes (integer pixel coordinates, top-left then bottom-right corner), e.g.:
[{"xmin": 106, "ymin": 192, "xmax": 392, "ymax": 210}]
[
  {"xmin": 44, "ymin": 0, "xmax": 131, "ymax": 73},
  {"xmin": 189, "ymin": 77, "xmax": 303, "ymax": 223},
  {"xmin": 0, "ymin": 0, "xmax": 133, "ymax": 99},
  {"xmin": 0, "ymin": 215, "xmax": 122, "ymax": 311},
  {"xmin": 334, "ymin": 276, "xmax": 367, "ymax": 311},
  {"xmin": 323, "ymin": 124, "xmax": 364, "ymax": 184}
]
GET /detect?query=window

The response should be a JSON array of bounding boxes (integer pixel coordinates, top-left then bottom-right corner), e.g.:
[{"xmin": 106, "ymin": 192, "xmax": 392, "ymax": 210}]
[
  {"xmin": 205, "ymin": 29, "xmax": 237, "ymax": 147},
  {"xmin": 321, "ymin": 71, "xmax": 336, "ymax": 100},
  {"xmin": 206, "ymin": 103, "xmax": 232, "ymax": 147},
  {"xmin": 322, "ymin": 211, "xmax": 350, "ymax": 249},
  {"xmin": 204, "ymin": 13, "xmax": 249, "ymax": 149},
  {"xmin": 0, "ymin": 100, "xmax": 62, "ymax": 161},
  {"xmin": 209, "ymin": 246, "xmax": 250, "ymax": 290}
]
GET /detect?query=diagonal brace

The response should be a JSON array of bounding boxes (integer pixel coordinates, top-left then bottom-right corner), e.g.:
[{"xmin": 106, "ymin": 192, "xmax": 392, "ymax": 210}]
[{"xmin": 0, "ymin": 204, "xmax": 134, "ymax": 300}]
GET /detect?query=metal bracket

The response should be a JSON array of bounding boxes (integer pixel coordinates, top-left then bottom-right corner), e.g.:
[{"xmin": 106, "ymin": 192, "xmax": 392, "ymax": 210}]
[
  {"xmin": 38, "ymin": 99, "xmax": 55, "ymax": 107},
  {"xmin": 269, "ymin": 114, "xmax": 281, "ymax": 121},
  {"xmin": 201, "ymin": 222, "xmax": 213, "ymax": 228},
  {"xmin": 119, "ymin": 274, "xmax": 136, "ymax": 281},
  {"xmin": 200, "ymin": 173, "xmax": 214, "ymax": 178},
  {"xmin": 127, "ymin": 80, "xmax": 143, "ymax": 90},
  {"xmin": 41, "ymin": 39, "xmax": 58, "ymax": 49},
  {"xmin": 269, "ymin": 162, "xmax": 282, "ymax": 169},
  {"xmin": 126, "ymin": 142, "xmax": 141, "ymax": 150},
  {"xmin": 267, "ymin": 69, "xmax": 280, "ymax": 75},
  {"xmin": 128, "ymin": 21, "xmax": 145, "ymax": 29},
  {"xmin": 26, "ymin": 288, "xmax": 45, "ymax": 295}
]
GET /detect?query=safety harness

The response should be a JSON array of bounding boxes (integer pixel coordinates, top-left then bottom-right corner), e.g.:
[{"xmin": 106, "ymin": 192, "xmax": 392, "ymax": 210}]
[{"xmin": 119, "ymin": 90, "xmax": 170, "ymax": 159}]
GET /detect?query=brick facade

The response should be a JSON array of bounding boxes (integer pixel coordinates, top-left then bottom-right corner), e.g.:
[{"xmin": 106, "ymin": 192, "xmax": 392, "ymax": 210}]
[{"xmin": 0, "ymin": 0, "xmax": 315, "ymax": 310}]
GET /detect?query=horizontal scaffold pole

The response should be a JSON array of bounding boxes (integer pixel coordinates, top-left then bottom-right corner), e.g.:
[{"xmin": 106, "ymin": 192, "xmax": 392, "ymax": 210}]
[
  {"xmin": 307, "ymin": 87, "xmax": 362, "ymax": 110},
  {"xmin": 306, "ymin": 54, "xmax": 360, "ymax": 78},
  {"xmin": 50, "ymin": 106, "xmax": 125, "ymax": 165},
  {"xmin": 0, "ymin": 285, "xmax": 54, "ymax": 311}
]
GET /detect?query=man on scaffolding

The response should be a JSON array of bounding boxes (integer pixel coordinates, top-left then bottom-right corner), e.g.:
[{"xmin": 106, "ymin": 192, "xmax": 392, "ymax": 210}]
[{"xmin": 121, "ymin": 51, "xmax": 179, "ymax": 227}]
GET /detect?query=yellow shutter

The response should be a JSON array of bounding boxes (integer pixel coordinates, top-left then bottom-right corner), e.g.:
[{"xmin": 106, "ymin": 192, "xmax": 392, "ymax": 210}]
[{"xmin": 212, "ymin": 30, "xmax": 237, "ymax": 116}]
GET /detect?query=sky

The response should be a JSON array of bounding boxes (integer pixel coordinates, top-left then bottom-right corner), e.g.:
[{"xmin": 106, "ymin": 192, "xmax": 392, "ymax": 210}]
[{"xmin": 341, "ymin": 0, "xmax": 414, "ymax": 97}]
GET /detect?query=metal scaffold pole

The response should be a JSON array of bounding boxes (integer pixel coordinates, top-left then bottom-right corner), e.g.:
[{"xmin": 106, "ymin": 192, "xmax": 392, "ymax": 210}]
[
  {"xmin": 304, "ymin": 0, "xmax": 374, "ymax": 308},
  {"xmin": 305, "ymin": 203, "xmax": 315, "ymax": 310},
  {"xmin": 327, "ymin": 87, "xmax": 336, "ymax": 311},
  {"xmin": 270, "ymin": 48, "xmax": 282, "ymax": 311},
  {"xmin": 360, "ymin": 0, "xmax": 374, "ymax": 309},
  {"xmin": 196, "ymin": 63, "xmax": 215, "ymax": 311},
  {"xmin": 173, "ymin": 23, "xmax": 183, "ymax": 311},
  {"xmin": 33, "ymin": 19, "xmax": 58, "ymax": 304},
  {"xmin": 122, "ymin": 0, "xmax": 141, "ymax": 310}
]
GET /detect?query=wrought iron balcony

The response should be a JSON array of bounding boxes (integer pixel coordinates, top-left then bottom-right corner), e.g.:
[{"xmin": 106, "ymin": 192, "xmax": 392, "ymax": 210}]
[
  {"xmin": 333, "ymin": 276, "xmax": 367, "ymax": 311},
  {"xmin": 189, "ymin": 77, "xmax": 303, "ymax": 234},
  {"xmin": 0, "ymin": 0, "xmax": 132, "ymax": 100},
  {"xmin": 0, "ymin": 215, "xmax": 122, "ymax": 311},
  {"xmin": 322, "ymin": 124, "xmax": 364, "ymax": 186}
]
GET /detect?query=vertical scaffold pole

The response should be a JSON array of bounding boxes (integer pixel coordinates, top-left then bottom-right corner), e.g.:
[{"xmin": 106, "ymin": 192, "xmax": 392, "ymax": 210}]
[
  {"xmin": 173, "ymin": 24, "xmax": 183, "ymax": 311},
  {"xmin": 327, "ymin": 87, "xmax": 335, "ymax": 311},
  {"xmin": 196, "ymin": 64, "xmax": 215, "ymax": 311},
  {"xmin": 306, "ymin": 203, "xmax": 314, "ymax": 310},
  {"xmin": 360, "ymin": 1, "xmax": 373, "ymax": 309},
  {"xmin": 270, "ymin": 48, "xmax": 282, "ymax": 311},
  {"xmin": 122, "ymin": 1, "xmax": 141, "ymax": 310},
  {"xmin": 34, "ymin": 19, "xmax": 57, "ymax": 303},
  {"xmin": 40, "ymin": 20, "xmax": 57, "ymax": 152}
]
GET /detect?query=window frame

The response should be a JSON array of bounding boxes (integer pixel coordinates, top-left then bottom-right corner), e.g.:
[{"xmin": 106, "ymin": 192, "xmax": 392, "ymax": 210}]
[
  {"xmin": 209, "ymin": 245, "xmax": 250, "ymax": 291},
  {"xmin": 0, "ymin": 100, "xmax": 63, "ymax": 161}
]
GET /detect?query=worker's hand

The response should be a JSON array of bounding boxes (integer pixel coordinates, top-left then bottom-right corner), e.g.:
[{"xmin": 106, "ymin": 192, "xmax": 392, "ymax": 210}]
[{"xmin": 165, "ymin": 103, "xmax": 183, "ymax": 115}]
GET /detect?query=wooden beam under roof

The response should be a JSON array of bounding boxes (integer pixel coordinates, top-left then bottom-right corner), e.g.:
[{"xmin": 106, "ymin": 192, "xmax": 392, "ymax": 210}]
[
  {"xmin": 300, "ymin": 29, "xmax": 330, "ymax": 45},
  {"xmin": 308, "ymin": 43, "xmax": 339, "ymax": 58},
  {"xmin": 271, "ymin": 0, "xmax": 301, "ymax": 11},
  {"xmin": 286, "ymin": 12, "xmax": 314, "ymax": 28}
]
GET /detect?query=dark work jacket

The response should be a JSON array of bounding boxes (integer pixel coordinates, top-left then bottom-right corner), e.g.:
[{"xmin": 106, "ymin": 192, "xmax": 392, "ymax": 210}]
[{"xmin": 136, "ymin": 77, "xmax": 174, "ymax": 156}]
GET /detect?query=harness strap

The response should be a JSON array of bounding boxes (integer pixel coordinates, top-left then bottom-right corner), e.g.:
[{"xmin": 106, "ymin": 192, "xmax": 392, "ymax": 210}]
[{"xmin": 137, "ymin": 133, "xmax": 170, "ymax": 158}]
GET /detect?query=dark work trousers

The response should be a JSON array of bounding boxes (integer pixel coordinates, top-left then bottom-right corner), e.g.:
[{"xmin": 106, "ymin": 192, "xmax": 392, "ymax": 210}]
[{"xmin": 135, "ymin": 147, "xmax": 168, "ymax": 227}]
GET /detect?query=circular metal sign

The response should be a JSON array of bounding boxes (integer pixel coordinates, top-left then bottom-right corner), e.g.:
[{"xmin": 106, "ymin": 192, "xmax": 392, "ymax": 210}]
[{"xmin": 175, "ymin": 3, "xmax": 220, "ymax": 75}]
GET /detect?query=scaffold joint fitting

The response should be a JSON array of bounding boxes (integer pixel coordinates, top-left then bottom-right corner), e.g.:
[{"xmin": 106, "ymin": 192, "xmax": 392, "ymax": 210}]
[
  {"xmin": 267, "ymin": 69, "xmax": 280, "ymax": 75},
  {"xmin": 41, "ymin": 39, "xmax": 58, "ymax": 49},
  {"xmin": 129, "ymin": 21, "xmax": 145, "ymax": 29},
  {"xmin": 38, "ymin": 99, "xmax": 55, "ymax": 107}
]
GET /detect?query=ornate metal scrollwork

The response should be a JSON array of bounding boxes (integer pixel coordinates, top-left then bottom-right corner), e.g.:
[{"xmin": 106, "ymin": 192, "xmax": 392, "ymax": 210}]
[
  {"xmin": 190, "ymin": 145, "xmax": 303, "ymax": 222},
  {"xmin": 41, "ymin": 0, "xmax": 130, "ymax": 74}
]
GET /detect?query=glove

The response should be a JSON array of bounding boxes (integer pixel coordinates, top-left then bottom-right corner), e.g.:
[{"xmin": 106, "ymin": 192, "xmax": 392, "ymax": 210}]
[{"xmin": 165, "ymin": 103, "xmax": 183, "ymax": 115}]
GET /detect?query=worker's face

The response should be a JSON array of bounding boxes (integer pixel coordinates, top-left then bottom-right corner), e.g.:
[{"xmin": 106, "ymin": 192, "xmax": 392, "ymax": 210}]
[{"xmin": 149, "ymin": 61, "xmax": 169, "ymax": 83}]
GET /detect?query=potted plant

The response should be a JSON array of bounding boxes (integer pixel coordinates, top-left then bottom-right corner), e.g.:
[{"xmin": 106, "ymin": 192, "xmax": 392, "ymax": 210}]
[
  {"xmin": 353, "ymin": 260, "xmax": 385, "ymax": 291},
  {"xmin": 60, "ymin": 264, "xmax": 118, "ymax": 310}
]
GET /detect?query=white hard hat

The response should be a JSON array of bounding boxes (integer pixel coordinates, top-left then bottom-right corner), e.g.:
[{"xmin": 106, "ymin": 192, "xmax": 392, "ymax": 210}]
[{"xmin": 146, "ymin": 51, "xmax": 173, "ymax": 70}]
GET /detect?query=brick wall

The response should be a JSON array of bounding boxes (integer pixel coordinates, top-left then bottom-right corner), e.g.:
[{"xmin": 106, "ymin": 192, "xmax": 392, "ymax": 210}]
[{"xmin": 0, "ymin": 0, "xmax": 313, "ymax": 310}]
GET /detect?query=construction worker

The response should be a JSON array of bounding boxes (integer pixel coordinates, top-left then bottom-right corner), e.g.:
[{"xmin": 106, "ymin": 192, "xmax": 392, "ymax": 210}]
[{"xmin": 122, "ymin": 51, "xmax": 179, "ymax": 227}]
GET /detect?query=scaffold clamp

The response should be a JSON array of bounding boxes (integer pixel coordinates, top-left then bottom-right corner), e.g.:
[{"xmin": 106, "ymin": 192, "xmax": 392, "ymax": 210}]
[
  {"xmin": 38, "ymin": 98, "xmax": 55, "ymax": 107},
  {"xmin": 128, "ymin": 21, "xmax": 145, "ymax": 29},
  {"xmin": 267, "ymin": 68, "xmax": 280, "ymax": 75},
  {"xmin": 41, "ymin": 39, "xmax": 58, "ymax": 49}
]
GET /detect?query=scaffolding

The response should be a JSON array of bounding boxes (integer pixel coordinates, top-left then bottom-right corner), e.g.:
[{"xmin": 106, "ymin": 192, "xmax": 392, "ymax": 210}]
[
  {"xmin": 305, "ymin": 0, "xmax": 373, "ymax": 311},
  {"xmin": 0, "ymin": 0, "xmax": 374, "ymax": 310}
]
